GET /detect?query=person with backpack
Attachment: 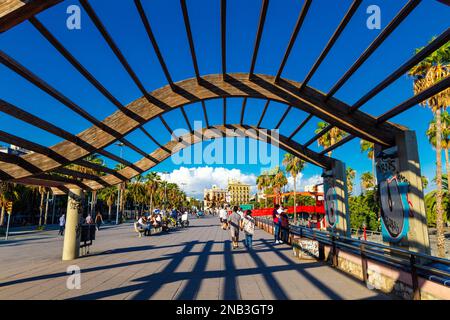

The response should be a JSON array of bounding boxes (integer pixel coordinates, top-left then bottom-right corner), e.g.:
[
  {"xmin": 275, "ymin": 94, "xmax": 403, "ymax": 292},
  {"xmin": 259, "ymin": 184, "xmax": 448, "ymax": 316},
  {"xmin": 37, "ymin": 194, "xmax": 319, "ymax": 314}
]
[
  {"xmin": 273, "ymin": 204, "xmax": 282, "ymax": 244},
  {"xmin": 241, "ymin": 210, "xmax": 255, "ymax": 249},
  {"xmin": 280, "ymin": 209, "xmax": 290, "ymax": 243}
]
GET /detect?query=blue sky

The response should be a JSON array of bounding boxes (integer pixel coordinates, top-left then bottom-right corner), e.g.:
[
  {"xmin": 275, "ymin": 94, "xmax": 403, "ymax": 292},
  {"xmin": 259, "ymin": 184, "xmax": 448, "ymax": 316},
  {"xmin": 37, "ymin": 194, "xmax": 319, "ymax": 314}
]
[{"xmin": 0, "ymin": 0, "xmax": 449, "ymax": 196}]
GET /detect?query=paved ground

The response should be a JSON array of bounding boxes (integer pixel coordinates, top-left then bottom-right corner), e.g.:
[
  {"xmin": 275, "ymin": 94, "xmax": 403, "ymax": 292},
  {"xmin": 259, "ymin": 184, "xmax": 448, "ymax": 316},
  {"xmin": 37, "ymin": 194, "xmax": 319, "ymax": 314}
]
[{"xmin": 0, "ymin": 216, "xmax": 390, "ymax": 300}]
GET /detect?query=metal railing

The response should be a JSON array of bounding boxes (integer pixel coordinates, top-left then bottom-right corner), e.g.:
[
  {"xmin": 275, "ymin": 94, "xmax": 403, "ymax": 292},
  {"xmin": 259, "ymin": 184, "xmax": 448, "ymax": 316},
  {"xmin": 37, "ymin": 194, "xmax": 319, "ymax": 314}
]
[{"xmin": 255, "ymin": 216, "xmax": 450, "ymax": 300}]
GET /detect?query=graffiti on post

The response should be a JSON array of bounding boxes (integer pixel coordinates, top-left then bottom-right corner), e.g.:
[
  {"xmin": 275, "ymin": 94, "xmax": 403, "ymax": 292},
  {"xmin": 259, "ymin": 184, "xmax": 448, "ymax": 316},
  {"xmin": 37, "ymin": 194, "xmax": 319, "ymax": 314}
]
[{"xmin": 376, "ymin": 147, "xmax": 410, "ymax": 243}]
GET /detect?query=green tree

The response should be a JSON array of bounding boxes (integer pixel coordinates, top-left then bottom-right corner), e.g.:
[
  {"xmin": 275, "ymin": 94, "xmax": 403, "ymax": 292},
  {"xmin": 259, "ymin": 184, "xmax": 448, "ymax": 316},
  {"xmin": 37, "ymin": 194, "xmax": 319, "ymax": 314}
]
[
  {"xmin": 346, "ymin": 167, "xmax": 356, "ymax": 195},
  {"xmin": 315, "ymin": 122, "xmax": 348, "ymax": 156},
  {"xmin": 408, "ymin": 38, "xmax": 449, "ymax": 257},
  {"xmin": 426, "ymin": 111, "xmax": 450, "ymax": 193},
  {"xmin": 0, "ymin": 182, "xmax": 19, "ymax": 227},
  {"xmin": 360, "ymin": 172, "xmax": 375, "ymax": 193},
  {"xmin": 283, "ymin": 154, "xmax": 306, "ymax": 223},
  {"xmin": 98, "ymin": 187, "xmax": 117, "ymax": 221}
]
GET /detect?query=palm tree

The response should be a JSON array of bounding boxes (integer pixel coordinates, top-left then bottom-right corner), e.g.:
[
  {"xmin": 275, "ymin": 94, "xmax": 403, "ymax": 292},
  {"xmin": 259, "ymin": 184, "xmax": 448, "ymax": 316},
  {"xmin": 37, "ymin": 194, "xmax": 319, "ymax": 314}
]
[
  {"xmin": 360, "ymin": 140, "xmax": 377, "ymax": 186},
  {"xmin": 409, "ymin": 38, "xmax": 449, "ymax": 257},
  {"xmin": 256, "ymin": 172, "xmax": 271, "ymax": 207},
  {"xmin": 38, "ymin": 186, "xmax": 47, "ymax": 228},
  {"xmin": 346, "ymin": 167, "xmax": 356, "ymax": 195},
  {"xmin": 315, "ymin": 122, "xmax": 348, "ymax": 156},
  {"xmin": 270, "ymin": 166, "xmax": 288, "ymax": 205},
  {"xmin": 127, "ymin": 175, "xmax": 146, "ymax": 217},
  {"xmin": 145, "ymin": 172, "xmax": 161, "ymax": 212},
  {"xmin": 99, "ymin": 187, "xmax": 117, "ymax": 221},
  {"xmin": 426, "ymin": 112, "xmax": 450, "ymax": 193},
  {"xmin": 283, "ymin": 154, "xmax": 306, "ymax": 223},
  {"xmin": 422, "ymin": 176, "xmax": 429, "ymax": 190},
  {"xmin": 0, "ymin": 182, "xmax": 19, "ymax": 227},
  {"xmin": 360, "ymin": 172, "xmax": 375, "ymax": 193}
]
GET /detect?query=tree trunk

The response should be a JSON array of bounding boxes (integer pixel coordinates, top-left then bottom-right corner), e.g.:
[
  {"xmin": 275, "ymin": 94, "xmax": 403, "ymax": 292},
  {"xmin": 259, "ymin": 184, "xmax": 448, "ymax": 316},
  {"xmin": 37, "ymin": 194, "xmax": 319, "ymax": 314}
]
[
  {"xmin": 108, "ymin": 205, "xmax": 112, "ymax": 221},
  {"xmin": 435, "ymin": 108, "xmax": 446, "ymax": 258},
  {"xmin": 445, "ymin": 148, "xmax": 450, "ymax": 193},
  {"xmin": 293, "ymin": 175, "xmax": 297, "ymax": 224},
  {"xmin": 0, "ymin": 206, "xmax": 5, "ymax": 227},
  {"xmin": 38, "ymin": 191, "xmax": 44, "ymax": 227},
  {"xmin": 44, "ymin": 191, "xmax": 50, "ymax": 226}
]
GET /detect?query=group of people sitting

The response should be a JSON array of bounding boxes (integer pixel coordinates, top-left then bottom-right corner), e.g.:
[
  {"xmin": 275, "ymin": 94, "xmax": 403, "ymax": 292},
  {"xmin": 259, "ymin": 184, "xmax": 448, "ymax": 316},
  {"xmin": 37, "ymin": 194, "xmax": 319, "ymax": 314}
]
[{"xmin": 135, "ymin": 208, "xmax": 190, "ymax": 237}]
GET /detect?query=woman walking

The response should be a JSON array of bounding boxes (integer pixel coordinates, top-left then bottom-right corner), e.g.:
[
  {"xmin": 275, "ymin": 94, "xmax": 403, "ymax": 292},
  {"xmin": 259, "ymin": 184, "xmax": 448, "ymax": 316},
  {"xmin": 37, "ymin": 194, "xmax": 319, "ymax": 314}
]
[
  {"xmin": 242, "ymin": 210, "xmax": 255, "ymax": 249},
  {"xmin": 227, "ymin": 206, "xmax": 242, "ymax": 250},
  {"xmin": 95, "ymin": 212, "xmax": 103, "ymax": 231}
]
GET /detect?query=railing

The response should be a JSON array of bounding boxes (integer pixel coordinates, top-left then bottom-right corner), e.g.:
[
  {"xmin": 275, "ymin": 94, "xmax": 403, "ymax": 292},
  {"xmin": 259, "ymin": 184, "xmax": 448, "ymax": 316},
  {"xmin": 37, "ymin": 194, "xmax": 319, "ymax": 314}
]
[{"xmin": 255, "ymin": 216, "xmax": 450, "ymax": 300}]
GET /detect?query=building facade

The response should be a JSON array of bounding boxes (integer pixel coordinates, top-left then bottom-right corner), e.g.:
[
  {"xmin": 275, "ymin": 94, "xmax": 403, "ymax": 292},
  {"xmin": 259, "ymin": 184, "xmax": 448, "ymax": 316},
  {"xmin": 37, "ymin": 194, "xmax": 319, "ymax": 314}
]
[
  {"xmin": 0, "ymin": 144, "xmax": 30, "ymax": 156},
  {"xmin": 203, "ymin": 185, "xmax": 227, "ymax": 209},
  {"xmin": 227, "ymin": 179, "xmax": 250, "ymax": 206}
]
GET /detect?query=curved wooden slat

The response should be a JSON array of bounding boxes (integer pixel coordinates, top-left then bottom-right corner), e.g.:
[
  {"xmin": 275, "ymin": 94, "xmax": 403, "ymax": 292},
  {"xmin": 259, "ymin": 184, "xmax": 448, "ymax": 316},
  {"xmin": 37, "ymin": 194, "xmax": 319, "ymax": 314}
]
[{"xmin": 0, "ymin": 73, "xmax": 403, "ymax": 182}]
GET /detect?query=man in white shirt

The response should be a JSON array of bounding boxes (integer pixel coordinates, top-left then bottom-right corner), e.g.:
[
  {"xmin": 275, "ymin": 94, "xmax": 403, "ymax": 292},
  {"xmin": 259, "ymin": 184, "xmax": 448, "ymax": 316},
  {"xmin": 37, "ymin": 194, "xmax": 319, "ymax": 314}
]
[
  {"xmin": 59, "ymin": 214, "xmax": 65, "ymax": 236},
  {"xmin": 219, "ymin": 206, "xmax": 228, "ymax": 224}
]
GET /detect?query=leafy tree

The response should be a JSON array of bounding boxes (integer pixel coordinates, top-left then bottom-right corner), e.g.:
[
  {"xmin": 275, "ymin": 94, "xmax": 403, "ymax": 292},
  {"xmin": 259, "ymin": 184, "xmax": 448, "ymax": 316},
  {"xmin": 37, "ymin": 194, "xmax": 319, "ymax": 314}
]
[
  {"xmin": 283, "ymin": 154, "xmax": 306, "ymax": 223},
  {"xmin": 408, "ymin": 38, "xmax": 449, "ymax": 257},
  {"xmin": 346, "ymin": 167, "xmax": 356, "ymax": 195},
  {"xmin": 315, "ymin": 122, "xmax": 348, "ymax": 156}
]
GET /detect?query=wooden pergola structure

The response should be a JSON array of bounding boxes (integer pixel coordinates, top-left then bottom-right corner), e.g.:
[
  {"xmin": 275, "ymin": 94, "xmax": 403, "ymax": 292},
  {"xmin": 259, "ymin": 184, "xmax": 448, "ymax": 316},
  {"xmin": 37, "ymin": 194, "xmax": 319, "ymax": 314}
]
[{"xmin": 0, "ymin": 0, "xmax": 448, "ymax": 259}]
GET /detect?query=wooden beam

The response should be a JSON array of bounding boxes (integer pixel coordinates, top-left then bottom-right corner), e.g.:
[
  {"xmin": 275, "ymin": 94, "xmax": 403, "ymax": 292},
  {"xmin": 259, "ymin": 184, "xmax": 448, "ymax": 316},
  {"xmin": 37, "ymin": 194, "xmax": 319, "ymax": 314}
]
[
  {"xmin": 29, "ymin": 17, "xmax": 161, "ymax": 150},
  {"xmin": 201, "ymin": 101, "xmax": 210, "ymax": 128},
  {"xmin": 326, "ymin": 0, "xmax": 421, "ymax": 99},
  {"xmin": 134, "ymin": 0, "xmax": 174, "ymax": 88},
  {"xmin": 350, "ymin": 27, "xmax": 450, "ymax": 113},
  {"xmin": 0, "ymin": 0, "xmax": 62, "ymax": 33},
  {"xmin": 240, "ymin": 98, "xmax": 248, "ymax": 125},
  {"xmin": 377, "ymin": 76, "xmax": 450, "ymax": 124},
  {"xmin": 299, "ymin": 0, "xmax": 362, "ymax": 90},
  {"xmin": 320, "ymin": 135, "xmax": 356, "ymax": 155},
  {"xmin": 0, "ymin": 73, "xmax": 403, "ymax": 181},
  {"xmin": 221, "ymin": 0, "xmax": 227, "ymax": 77},
  {"xmin": 257, "ymin": 100, "xmax": 271, "ymax": 127},
  {"xmin": 0, "ymin": 50, "xmax": 124, "ymax": 140},
  {"xmin": 180, "ymin": 0, "xmax": 201, "ymax": 82},
  {"xmin": 304, "ymin": 125, "xmax": 334, "ymax": 148},
  {"xmin": 275, "ymin": 106, "xmax": 292, "ymax": 130},
  {"xmin": 289, "ymin": 114, "xmax": 313, "ymax": 140},
  {"xmin": 275, "ymin": 0, "xmax": 312, "ymax": 82},
  {"xmin": 249, "ymin": 0, "xmax": 269, "ymax": 77},
  {"xmin": 223, "ymin": 98, "xmax": 227, "ymax": 125},
  {"xmin": 79, "ymin": 0, "xmax": 154, "ymax": 104},
  {"xmin": 67, "ymin": 124, "xmax": 333, "ymax": 190}
]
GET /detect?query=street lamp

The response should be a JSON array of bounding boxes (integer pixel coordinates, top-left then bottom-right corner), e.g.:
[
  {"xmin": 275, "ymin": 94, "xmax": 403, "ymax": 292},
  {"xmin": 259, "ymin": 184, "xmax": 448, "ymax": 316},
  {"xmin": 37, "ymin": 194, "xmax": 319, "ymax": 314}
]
[{"xmin": 115, "ymin": 142, "xmax": 125, "ymax": 225}]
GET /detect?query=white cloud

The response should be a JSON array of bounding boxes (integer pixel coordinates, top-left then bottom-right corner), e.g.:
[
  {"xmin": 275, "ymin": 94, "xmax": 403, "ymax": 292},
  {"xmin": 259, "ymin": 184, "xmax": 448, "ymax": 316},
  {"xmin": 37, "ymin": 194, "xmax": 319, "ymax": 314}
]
[{"xmin": 286, "ymin": 174, "xmax": 323, "ymax": 192}]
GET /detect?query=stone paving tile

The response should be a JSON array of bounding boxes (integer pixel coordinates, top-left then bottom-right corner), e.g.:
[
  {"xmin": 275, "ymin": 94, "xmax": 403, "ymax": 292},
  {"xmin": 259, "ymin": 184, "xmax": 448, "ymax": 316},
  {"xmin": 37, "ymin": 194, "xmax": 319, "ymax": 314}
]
[{"xmin": 0, "ymin": 216, "xmax": 391, "ymax": 300}]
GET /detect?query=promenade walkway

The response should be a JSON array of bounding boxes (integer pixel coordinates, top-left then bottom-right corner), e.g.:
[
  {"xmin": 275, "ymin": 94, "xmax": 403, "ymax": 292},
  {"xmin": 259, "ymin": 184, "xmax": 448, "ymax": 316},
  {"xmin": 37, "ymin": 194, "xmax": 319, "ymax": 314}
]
[{"xmin": 0, "ymin": 216, "xmax": 390, "ymax": 300}]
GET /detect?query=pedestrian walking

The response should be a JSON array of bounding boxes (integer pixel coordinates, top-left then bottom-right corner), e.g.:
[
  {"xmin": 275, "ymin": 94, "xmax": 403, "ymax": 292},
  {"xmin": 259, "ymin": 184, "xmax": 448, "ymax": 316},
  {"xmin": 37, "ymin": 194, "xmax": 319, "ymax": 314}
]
[
  {"xmin": 58, "ymin": 213, "xmax": 65, "ymax": 236},
  {"xmin": 273, "ymin": 204, "xmax": 282, "ymax": 244},
  {"xmin": 227, "ymin": 206, "xmax": 242, "ymax": 249},
  {"xmin": 95, "ymin": 212, "xmax": 103, "ymax": 231},
  {"xmin": 280, "ymin": 209, "xmax": 289, "ymax": 243},
  {"xmin": 242, "ymin": 210, "xmax": 255, "ymax": 249}
]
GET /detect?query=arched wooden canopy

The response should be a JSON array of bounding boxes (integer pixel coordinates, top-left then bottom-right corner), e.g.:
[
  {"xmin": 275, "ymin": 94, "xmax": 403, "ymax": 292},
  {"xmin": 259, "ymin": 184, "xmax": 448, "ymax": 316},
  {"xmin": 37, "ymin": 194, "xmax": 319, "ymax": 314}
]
[{"xmin": 0, "ymin": 0, "xmax": 449, "ymax": 193}]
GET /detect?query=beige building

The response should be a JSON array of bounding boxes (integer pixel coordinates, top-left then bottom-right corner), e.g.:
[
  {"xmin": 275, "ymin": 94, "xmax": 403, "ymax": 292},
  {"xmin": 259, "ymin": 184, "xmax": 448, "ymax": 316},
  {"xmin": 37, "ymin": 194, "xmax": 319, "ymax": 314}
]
[
  {"xmin": 227, "ymin": 179, "xmax": 250, "ymax": 206},
  {"xmin": 203, "ymin": 185, "xmax": 227, "ymax": 209}
]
